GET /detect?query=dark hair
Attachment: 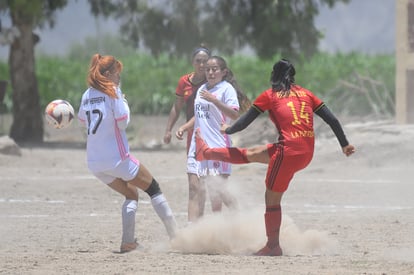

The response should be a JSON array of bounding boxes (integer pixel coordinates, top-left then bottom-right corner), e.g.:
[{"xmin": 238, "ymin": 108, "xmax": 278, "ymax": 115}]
[
  {"xmin": 192, "ymin": 44, "xmax": 211, "ymax": 59},
  {"xmin": 271, "ymin": 58, "xmax": 296, "ymax": 96},
  {"xmin": 208, "ymin": 56, "xmax": 251, "ymax": 113}
]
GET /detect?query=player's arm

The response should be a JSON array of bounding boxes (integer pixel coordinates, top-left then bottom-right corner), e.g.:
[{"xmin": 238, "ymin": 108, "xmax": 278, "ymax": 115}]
[
  {"xmin": 115, "ymin": 93, "xmax": 130, "ymax": 130},
  {"xmin": 175, "ymin": 116, "xmax": 195, "ymax": 140},
  {"xmin": 199, "ymin": 90, "xmax": 239, "ymax": 120},
  {"xmin": 78, "ymin": 117, "xmax": 87, "ymax": 128},
  {"xmin": 223, "ymin": 106, "xmax": 261, "ymax": 135},
  {"xmin": 164, "ymin": 95, "xmax": 185, "ymax": 144},
  {"xmin": 314, "ymin": 104, "xmax": 355, "ymax": 156}
]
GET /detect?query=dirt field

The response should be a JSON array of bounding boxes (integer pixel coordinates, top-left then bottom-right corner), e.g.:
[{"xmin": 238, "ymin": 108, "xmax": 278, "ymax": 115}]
[{"xmin": 0, "ymin": 115, "xmax": 413, "ymax": 274}]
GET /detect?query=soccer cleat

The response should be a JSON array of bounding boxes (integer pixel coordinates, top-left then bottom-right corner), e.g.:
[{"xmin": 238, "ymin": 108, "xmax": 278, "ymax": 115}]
[
  {"xmin": 195, "ymin": 128, "xmax": 209, "ymax": 161},
  {"xmin": 253, "ymin": 245, "xmax": 283, "ymax": 256},
  {"xmin": 120, "ymin": 239, "xmax": 139, "ymax": 253}
]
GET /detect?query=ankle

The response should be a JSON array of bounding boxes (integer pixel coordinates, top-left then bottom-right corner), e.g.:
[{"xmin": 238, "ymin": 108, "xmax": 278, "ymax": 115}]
[{"xmin": 266, "ymin": 240, "xmax": 279, "ymax": 249}]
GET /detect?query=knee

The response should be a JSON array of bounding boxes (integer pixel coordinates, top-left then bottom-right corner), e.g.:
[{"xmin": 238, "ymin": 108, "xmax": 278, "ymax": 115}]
[
  {"xmin": 145, "ymin": 178, "xmax": 162, "ymax": 198},
  {"xmin": 265, "ymin": 189, "xmax": 284, "ymax": 205}
]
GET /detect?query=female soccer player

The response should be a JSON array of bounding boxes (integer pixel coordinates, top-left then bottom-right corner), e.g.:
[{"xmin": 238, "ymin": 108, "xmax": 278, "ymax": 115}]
[
  {"xmin": 163, "ymin": 46, "xmax": 211, "ymax": 223},
  {"xmin": 195, "ymin": 58, "xmax": 355, "ymax": 256},
  {"xmin": 177, "ymin": 55, "xmax": 250, "ymax": 213},
  {"xmin": 78, "ymin": 54, "xmax": 177, "ymax": 253}
]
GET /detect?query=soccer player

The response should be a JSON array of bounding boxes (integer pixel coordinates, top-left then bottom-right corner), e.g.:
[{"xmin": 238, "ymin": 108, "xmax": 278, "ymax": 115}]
[
  {"xmin": 163, "ymin": 46, "xmax": 211, "ymax": 223},
  {"xmin": 176, "ymin": 56, "xmax": 250, "ymax": 214},
  {"xmin": 78, "ymin": 54, "xmax": 177, "ymax": 253},
  {"xmin": 195, "ymin": 58, "xmax": 355, "ymax": 256}
]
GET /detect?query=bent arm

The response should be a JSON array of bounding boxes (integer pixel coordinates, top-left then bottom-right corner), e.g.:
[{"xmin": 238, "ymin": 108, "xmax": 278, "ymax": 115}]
[
  {"xmin": 224, "ymin": 106, "xmax": 261, "ymax": 135},
  {"xmin": 116, "ymin": 97, "xmax": 130, "ymax": 130},
  {"xmin": 165, "ymin": 96, "xmax": 185, "ymax": 133},
  {"xmin": 164, "ymin": 96, "xmax": 185, "ymax": 143},
  {"xmin": 214, "ymin": 99, "xmax": 240, "ymax": 120},
  {"xmin": 315, "ymin": 105, "xmax": 349, "ymax": 147},
  {"xmin": 176, "ymin": 116, "xmax": 195, "ymax": 140},
  {"xmin": 200, "ymin": 90, "xmax": 239, "ymax": 120}
]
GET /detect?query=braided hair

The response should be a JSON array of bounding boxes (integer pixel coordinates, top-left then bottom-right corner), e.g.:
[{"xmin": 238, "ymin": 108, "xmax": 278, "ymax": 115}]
[{"xmin": 271, "ymin": 58, "xmax": 296, "ymax": 96}]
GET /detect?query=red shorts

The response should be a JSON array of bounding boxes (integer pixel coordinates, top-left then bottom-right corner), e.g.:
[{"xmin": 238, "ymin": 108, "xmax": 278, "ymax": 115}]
[{"xmin": 265, "ymin": 144, "xmax": 313, "ymax": 192}]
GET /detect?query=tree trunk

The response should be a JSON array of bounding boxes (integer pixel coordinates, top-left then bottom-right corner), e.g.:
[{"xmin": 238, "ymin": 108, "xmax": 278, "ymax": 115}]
[{"xmin": 9, "ymin": 20, "xmax": 43, "ymax": 143}]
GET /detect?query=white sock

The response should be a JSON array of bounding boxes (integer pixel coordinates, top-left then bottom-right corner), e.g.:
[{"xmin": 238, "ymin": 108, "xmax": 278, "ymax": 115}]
[
  {"xmin": 151, "ymin": 193, "xmax": 177, "ymax": 239},
  {"xmin": 121, "ymin": 199, "xmax": 137, "ymax": 244}
]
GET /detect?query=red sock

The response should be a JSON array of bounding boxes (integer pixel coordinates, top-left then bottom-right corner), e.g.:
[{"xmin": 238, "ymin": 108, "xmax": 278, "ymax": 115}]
[
  {"xmin": 264, "ymin": 205, "xmax": 281, "ymax": 249},
  {"xmin": 203, "ymin": 147, "xmax": 249, "ymax": 164}
]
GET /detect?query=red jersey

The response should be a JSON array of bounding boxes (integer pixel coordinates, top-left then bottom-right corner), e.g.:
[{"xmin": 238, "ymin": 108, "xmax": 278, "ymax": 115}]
[
  {"xmin": 176, "ymin": 73, "xmax": 206, "ymax": 121},
  {"xmin": 253, "ymin": 84, "xmax": 324, "ymax": 156}
]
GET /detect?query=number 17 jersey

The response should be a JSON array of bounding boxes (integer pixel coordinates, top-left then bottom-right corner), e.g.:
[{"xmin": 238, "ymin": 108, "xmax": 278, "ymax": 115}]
[
  {"xmin": 78, "ymin": 87, "xmax": 130, "ymax": 172},
  {"xmin": 253, "ymin": 84, "xmax": 324, "ymax": 156}
]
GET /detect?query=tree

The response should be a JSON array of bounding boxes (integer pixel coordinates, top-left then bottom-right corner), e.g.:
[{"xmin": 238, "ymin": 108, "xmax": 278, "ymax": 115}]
[
  {"xmin": 88, "ymin": 0, "xmax": 349, "ymax": 59},
  {"xmin": 88, "ymin": 0, "xmax": 202, "ymax": 57},
  {"xmin": 0, "ymin": 0, "xmax": 67, "ymax": 143}
]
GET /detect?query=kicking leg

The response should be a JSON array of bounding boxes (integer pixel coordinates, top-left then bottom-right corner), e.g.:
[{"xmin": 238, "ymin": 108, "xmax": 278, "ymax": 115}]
[
  {"xmin": 195, "ymin": 128, "xmax": 269, "ymax": 164},
  {"xmin": 129, "ymin": 163, "xmax": 177, "ymax": 239}
]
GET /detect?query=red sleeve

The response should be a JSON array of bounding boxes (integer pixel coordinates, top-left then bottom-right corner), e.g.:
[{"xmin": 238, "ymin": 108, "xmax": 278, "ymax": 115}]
[
  {"xmin": 308, "ymin": 89, "xmax": 324, "ymax": 112},
  {"xmin": 253, "ymin": 89, "xmax": 272, "ymax": 112},
  {"xmin": 294, "ymin": 85, "xmax": 324, "ymax": 111},
  {"xmin": 175, "ymin": 75, "xmax": 188, "ymax": 97}
]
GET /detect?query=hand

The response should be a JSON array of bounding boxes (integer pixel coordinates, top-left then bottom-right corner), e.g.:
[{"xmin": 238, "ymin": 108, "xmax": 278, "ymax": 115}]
[
  {"xmin": 220, "ymin": 123, "xmax": 230, "ymax": 134},
  {"xmin": 163, "ymin": 131, "xmax": 172, "ymax": 144},
  {"xmin": 200, "ymin": 90, "xmax": 217, "ymax": 103},
  {"xmin": 175, "ymin": 128, "xmax": 185, "ymax": 140},
  {"xmin": 342, "ymin": 144, "xmax": 355, "ymax": 157}
]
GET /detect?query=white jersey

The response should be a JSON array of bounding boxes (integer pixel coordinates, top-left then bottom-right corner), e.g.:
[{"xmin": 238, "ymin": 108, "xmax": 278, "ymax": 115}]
[
  {"xmin": 78, "ymin": 87, "xmax": 130, "ymax": 172},
  {"xmin": 187, "ymin": 80, "xmax": 240, "ymax": 176}
]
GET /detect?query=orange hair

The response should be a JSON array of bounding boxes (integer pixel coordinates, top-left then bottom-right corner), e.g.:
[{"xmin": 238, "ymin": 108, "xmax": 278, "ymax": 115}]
[{"xmin": 87, "ymin": 53, "xmax": 123, "ymax": 98}]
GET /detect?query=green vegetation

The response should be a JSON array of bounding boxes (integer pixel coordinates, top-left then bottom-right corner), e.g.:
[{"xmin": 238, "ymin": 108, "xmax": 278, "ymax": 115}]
[{"xmin": 0, "ymin": 51, "xmax": 395, "ymax": 116}]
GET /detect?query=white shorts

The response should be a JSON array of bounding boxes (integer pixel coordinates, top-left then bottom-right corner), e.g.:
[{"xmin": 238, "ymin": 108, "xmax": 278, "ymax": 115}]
[
  {"xmin": 92, "ymin": 155, "xmax": 140, "ymax": 184},
  {"xmin": 187, "ymin": 156, "xmax": 231, "ymax": 177}
]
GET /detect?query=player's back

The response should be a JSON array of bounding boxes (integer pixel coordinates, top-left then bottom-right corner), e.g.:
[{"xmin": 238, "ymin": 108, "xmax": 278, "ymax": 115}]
[
  {"xmin": 264, "ymin": 85, "xmax": 322, "ymax": 155},
  {"xmin": 79, "ymin": 87, "xmax": 129, "ymax": 171}
]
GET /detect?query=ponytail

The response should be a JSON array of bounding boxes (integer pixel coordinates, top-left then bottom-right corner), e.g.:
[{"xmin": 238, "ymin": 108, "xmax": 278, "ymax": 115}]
[
  {"xmin": 224, "ymin": 69, "xmax": 251, "ymax": 113},
  {"xmin": 87, "ymin": 54, "xmax": 123, "ymax": 98}
]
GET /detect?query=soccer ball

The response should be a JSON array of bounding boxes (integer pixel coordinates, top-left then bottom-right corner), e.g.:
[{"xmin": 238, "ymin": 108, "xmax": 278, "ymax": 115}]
[{"xmin": 45, "ymin": 99, "xmax": 75, "ymax": 129}]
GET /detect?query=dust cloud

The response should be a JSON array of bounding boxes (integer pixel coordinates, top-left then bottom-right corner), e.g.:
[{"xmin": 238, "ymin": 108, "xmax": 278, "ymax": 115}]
[{"xmin": 171, "ymin": 207, "xmax": 339, "ymax": 256}]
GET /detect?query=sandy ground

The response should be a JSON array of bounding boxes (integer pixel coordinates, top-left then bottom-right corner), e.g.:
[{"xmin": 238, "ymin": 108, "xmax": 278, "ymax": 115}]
[{"xmin": 1, "ymin": 114, "xmax": 414, "ymax": 275}]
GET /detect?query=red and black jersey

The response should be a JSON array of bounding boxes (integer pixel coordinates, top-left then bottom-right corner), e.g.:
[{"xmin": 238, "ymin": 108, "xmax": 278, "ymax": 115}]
[
  {"xmin": 253, "ymin": 84, "xmax": 324, "ymax": 156},
  {"xmin": 175, "ymin": 73, "xmax": 206, "ymax": 121}
]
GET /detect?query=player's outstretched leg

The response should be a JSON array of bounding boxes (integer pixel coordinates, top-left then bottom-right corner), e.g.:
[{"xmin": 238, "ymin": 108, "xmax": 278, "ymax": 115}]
[
  {"xmin": 195, "ymin": 128, "xmax": 250, "ymax": 164},
  {"xmin": 145, "ymin": 178, "xmax": 177, "ymax": 239},
  {"xmin": 151, "ymin": 192, "xmax": 177, "ymax": 239}
]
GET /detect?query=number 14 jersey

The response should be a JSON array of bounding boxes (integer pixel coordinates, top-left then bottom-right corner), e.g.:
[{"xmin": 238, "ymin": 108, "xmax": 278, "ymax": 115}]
[{"xmin": 253, "ymin": 84, "xmax": 324, "ymax": 156}]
